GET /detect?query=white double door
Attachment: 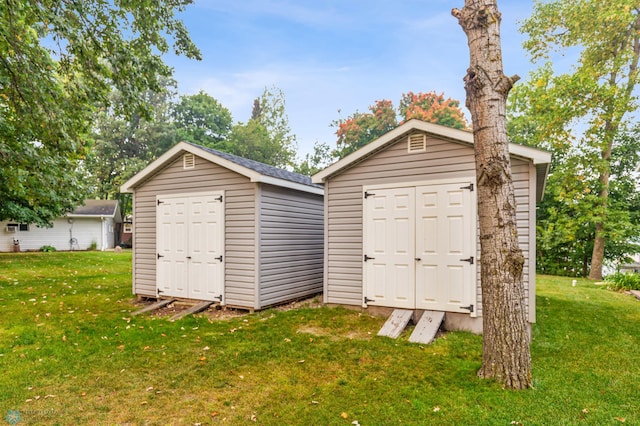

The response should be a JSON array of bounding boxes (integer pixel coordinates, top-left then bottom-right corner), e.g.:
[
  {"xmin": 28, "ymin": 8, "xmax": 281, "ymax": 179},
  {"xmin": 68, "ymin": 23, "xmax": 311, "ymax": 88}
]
[
  {"xmin": 363, "ymin": 181, "xmax": 476, "ymax": 313},
  {"xmin": 156, "ymin": 192, "xmax": 225, "ymax": 301}
]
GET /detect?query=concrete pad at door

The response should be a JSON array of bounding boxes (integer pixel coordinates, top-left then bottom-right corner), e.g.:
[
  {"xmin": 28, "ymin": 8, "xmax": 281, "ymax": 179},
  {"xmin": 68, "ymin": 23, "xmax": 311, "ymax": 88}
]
[
  {"xmin": 409, "ymin": 311, "xmax": 445, "ymax": 344},
  {"xmin": 378, "ymin": 309, "xmax": 414, "ymax": 339}
]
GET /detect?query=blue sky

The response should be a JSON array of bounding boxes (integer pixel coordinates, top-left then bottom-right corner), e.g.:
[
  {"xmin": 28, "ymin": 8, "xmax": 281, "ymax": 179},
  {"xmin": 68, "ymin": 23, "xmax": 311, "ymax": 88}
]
[{"xmin": 165, "ymin": 1, "xmax": 542, "ymax": 159}]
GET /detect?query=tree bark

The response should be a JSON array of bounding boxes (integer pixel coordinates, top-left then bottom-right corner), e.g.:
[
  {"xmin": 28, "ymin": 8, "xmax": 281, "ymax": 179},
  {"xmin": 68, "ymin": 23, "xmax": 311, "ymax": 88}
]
[{"xmin": 453, "ymin": 0, "xmax": 532, "ymax": 389}]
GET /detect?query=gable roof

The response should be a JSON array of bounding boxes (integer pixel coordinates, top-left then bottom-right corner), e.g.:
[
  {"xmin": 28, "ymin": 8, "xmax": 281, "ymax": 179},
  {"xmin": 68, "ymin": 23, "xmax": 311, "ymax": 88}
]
[
  {"xmin": 312, "ymin": 119, "xmax": 552, "ymax": 201},
  {"xmin": 121, "ymin": 141, "xmax": 323, "ymax": 195},
  {"xmin": 68, "ymin": 200, "xmax": 122, "ymax": 222}
]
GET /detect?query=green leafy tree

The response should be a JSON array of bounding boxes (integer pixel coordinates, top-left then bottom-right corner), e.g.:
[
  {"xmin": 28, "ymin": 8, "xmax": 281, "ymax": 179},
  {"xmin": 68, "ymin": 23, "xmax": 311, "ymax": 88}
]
[
  {"xmin": 294, "ymin": 141, "xmax": 336, "ymax": 176},
  {"xmin": 527, "ymin": 123, "xmax": 640, "ymax": 276},
  {"xmin": 85, "ymin": 79, "xmax": 179, "ymax": 216},
  {"xmin": 519, "ymin": 0, "xmax": 640, "ymax": 280},
  {"xmin": 0, "ymin": 0, "xmax": 200, "ymax": 226},
  {"xmin": 172, "ymin": 90, "xmax": 233, "ymax": 148},
  {"xmin": 333, "ymin": 93, "xmax": 468, "ymax": 159},
  {"xmin": 225, "ymin": 87, "xmax": 298, "ymax": 169}
]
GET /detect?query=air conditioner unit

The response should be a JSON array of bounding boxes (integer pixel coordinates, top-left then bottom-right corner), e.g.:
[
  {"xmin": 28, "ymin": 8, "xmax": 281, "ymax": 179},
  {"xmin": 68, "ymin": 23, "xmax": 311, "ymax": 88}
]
[{"xmin": 5, "ymin": 225, "xmax": 18, "ymax": 233}]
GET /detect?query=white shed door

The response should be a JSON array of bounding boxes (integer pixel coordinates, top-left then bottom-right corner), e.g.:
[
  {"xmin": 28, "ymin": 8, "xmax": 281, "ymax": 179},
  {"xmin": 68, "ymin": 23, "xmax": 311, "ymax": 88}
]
[
  {"xmin": 415, "ymin": 183, "xmax": 474, "ymax": 313},
  {"xmin": 363, "ymin": 188, "xmax": 416, "ymax": 309},
  {"xmin": 157, "ymin": 193, "xmax": 225, "ymax": 302},
  {"xmin": 363, "ymin": 182, "xmax": 475, "ymax": 313}
]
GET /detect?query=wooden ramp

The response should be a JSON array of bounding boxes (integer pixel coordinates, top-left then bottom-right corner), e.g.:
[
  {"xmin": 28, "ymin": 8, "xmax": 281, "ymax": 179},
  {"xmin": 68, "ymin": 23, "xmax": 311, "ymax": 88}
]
[
  {"xmin": 169, "ymin": 300, "xmax": 215, "ymax": 321},
  {"xmin": 409, "ymin": 311, "xmax": 445, "ymax": 344},
  {"xmin": 131, "ymin": 299, "xmax": 176, "ymax": 316},
  {"xmin": 378, "ymin": 309, "xmax": 414, "ymax": 339}
]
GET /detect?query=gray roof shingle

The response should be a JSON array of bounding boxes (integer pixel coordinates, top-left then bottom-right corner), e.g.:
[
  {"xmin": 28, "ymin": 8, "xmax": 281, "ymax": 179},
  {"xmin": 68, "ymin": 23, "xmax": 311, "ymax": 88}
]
[
  {"xmin": 72, "ymin": 200, "xmax": 119, "ymax": 216},
  {"xmin": 189, "ymin": 142, "xmax": 322, "ymax": 189}
]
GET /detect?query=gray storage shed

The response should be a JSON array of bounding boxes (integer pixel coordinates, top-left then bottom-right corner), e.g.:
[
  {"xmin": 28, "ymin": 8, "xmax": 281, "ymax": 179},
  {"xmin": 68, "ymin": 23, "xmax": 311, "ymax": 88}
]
[
  {"xmin": 121, "ymin": 142, "xmax": 324, "ymax": 310},
  {"xmin": 312, "ymin": 120, "xmax": 551, "ymax": 333}
]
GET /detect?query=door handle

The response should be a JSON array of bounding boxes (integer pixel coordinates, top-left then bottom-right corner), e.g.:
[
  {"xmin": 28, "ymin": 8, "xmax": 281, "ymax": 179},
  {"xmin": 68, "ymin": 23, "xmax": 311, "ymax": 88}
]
[
  {"xmin": 186, "ymin": 256, "xmax": 192, "ymax": 259},
  {"xmin": 415, "ymin": 258, "xmax": 421, "ymax": 261}
]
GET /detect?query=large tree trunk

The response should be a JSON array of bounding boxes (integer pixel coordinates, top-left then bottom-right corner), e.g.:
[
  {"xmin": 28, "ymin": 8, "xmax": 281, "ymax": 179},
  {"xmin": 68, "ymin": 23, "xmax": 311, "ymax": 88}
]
[
  {"xmin": 588, "ymin": 123, "xmax": 613, "ymax": 281},
  {"xmin": 453, "ymin": 0, "xmax": 532, "ymax": 389}
]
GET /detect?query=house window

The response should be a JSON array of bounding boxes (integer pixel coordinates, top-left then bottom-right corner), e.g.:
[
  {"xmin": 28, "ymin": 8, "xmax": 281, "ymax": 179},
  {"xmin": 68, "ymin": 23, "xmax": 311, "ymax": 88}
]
[
  {"xmin": 123, "ymin": 223, "xmax": 133, "ymax": 233},
  {"xmin": 6, "ymin": 223, "xmax": 29, "ymax": 232},
  {"xmin": 407, "ymin": 133, "xmax": 427, "ymax": 153},
  {"xmin": 183, "ymin": 153, "xmax": 195, "ymax": 169}
]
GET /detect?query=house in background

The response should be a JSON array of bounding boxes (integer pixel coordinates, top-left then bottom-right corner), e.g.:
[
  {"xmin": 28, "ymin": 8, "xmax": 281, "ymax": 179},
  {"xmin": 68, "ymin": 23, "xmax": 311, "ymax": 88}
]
[
  {"xmin": 1, "ymin": 200, "xmax": 122, "ymax": 252},
  {"xmin": 121, "ymin": 142, "xmax": 324, "ymax": 310},
  {"xmin": 620, "ymin": 253, "xmax": 640, "ymax": 274},
  {"xmin": 312, "ymin": 119, "xmax": 551, "ymax": 334}
]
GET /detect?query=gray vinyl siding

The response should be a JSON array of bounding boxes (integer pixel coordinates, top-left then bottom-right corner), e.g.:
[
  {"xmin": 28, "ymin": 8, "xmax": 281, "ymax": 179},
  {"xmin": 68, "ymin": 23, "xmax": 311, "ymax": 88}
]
[
  {"xmin": 131, "ymin": 154, "xmax": 257, "ymax": 307},
  {"xmin": 324, "ymin": 133, "xmax": 535, "ymax": 321},
  {"xmin": 257, "ymin": 184, "xmax": 324, "ymax": 308}
]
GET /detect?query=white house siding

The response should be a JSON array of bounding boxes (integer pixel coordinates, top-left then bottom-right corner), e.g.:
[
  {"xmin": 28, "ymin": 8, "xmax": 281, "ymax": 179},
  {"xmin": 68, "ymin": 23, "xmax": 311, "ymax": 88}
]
[
  {"xmin": 131, "ymin": 155, "xmax": 257, "ymax": 307},
  {"xmin": 0, "ymin": 218, "xmax": 108, "ymax": 251},
  {"xmin": 257, "ymin": 184, "xmax": 324, "ymax": 308},
  {"xmin": 324, "ymin": 133, "xmax": 535, "ymax": 322}
]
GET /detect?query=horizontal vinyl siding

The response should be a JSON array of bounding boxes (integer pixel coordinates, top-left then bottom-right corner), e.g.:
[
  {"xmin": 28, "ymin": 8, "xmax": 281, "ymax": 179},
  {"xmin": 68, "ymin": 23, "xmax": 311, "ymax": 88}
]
[
  {"xmin": 132, "ymin": 155, "xmax": 257, "ymax": 306},
  {"xmin": 325, "ymin": 134, "xmax": 534, "ymax": 321},
  {"xmin": 258, "ymin": 185, "xmax": 324, "ymax": 308},
  {"xmin": 0, "ymin": 218, "xmax": 104, "ymax": 252}
]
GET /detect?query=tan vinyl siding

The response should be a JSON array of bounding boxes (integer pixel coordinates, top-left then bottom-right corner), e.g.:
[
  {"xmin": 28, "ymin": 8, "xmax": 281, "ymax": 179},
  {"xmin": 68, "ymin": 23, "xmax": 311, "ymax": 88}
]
[
  {"xmin": 132, "ymin": 155, "xmax": 257, "ymax": 307},
  {"xmin": 324, "ymin": 134, "xmax": 534, "ymax": 320},
  {"xmin": 258, "ymin": 184, "xmax": 323, "ymax": 308}
]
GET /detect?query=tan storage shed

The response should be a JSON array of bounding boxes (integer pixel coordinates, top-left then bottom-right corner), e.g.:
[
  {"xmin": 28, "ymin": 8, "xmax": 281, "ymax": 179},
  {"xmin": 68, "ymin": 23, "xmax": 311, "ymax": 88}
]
[
  {"xmin": 312, "ymin": 120, "xmax": 551, "ymax": 333},
  {"xmin": 121, "ymin": 142, "xmax": 324, "ymax": 310}
]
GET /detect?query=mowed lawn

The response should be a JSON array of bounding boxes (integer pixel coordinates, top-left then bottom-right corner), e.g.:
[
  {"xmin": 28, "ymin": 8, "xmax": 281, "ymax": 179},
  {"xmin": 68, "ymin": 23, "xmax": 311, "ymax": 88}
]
[{"xmin": 1, "ymin": 252, "xmax": 639, "ymax": 425}]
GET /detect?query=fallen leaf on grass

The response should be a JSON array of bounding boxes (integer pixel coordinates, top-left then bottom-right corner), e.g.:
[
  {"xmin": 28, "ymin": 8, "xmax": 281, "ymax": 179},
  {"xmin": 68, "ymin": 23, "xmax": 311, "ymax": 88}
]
[
  {"xmin": 341, "ymin": 412, "xmax": 348, "ymax": 419},
  {"xmin": 614, "ymin": 417, "xmax": 626, "ymax": 423},
  {"xmin": 433, "ymin": 406, "xmax": 440, "ymax": 412},
  {"xmin": 211, "ymin": 412, "xmax": 219, "ymax": 417}
]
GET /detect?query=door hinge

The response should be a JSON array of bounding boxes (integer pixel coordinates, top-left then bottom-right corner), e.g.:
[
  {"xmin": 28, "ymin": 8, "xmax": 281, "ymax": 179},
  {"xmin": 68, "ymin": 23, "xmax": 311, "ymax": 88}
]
[
  {"xmin": 460, "ymin": 183, "xmax": 474, "ymax": 191},
  {"xmin": 157, "ymin": 200, "xmax": 164, "ymax": 205},
  {"xmin": 460, "ymin": 256, "xmax": 474, "ymax": 264},
  {"xmin": 215, "ymin": 255, "xmax": 223, "ymax": 262},
  {"xmin": 364, "ymin": 191, "xmax": 376, "ymax": 199},
  {"xmin": 364, "ymin": 254, "xmax": 375, "ymax": 262},
  {"xmin": 157, "ymin": 253, "xmax": 164, "ymax": 259},
  {"xmin": 460, "ymin": 304, "xmax": 474, "ymax": 313},
  {"xmin": 214, "ymin": 294, "xmax": 223, "ymax": 302},
  {"xmin": 215, "ymin": 195, "xmax": 223, "ymax": 202},
  {"xmin": 364, "ymin": 296, "xmax": 375, "ymax": 304}
]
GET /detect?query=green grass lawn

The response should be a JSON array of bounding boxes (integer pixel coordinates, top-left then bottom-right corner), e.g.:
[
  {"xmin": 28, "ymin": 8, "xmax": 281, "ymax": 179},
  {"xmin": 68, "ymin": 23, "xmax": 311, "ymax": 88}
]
[{"xmin": 1, "ymin": 252, "xmax": 639, "ymax": 425}]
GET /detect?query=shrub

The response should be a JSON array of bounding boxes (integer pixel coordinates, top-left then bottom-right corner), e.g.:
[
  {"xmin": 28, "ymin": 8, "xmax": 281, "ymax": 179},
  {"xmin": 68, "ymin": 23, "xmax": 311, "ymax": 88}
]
[
  {"xmin": 89, "ymin": 240, "xmax": 98, "ymax": 251},
  {"xmin": 604, "ymin": 272, "xmax": 640, "ymax": 291},
  {"xmin": 40, "ymin": 245, "xmax": 56, "ymax": 252}
]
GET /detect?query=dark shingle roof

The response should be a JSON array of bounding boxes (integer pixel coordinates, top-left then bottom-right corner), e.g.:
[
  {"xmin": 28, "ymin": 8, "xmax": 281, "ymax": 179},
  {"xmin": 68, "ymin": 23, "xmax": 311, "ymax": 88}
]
[
  {"xmin": 190, "ymin": 142, "xmax": 322, "ymax": 189},
  {"xmin": 72, "ymin": 200, "xmax": 119, "ymax": 216}
]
